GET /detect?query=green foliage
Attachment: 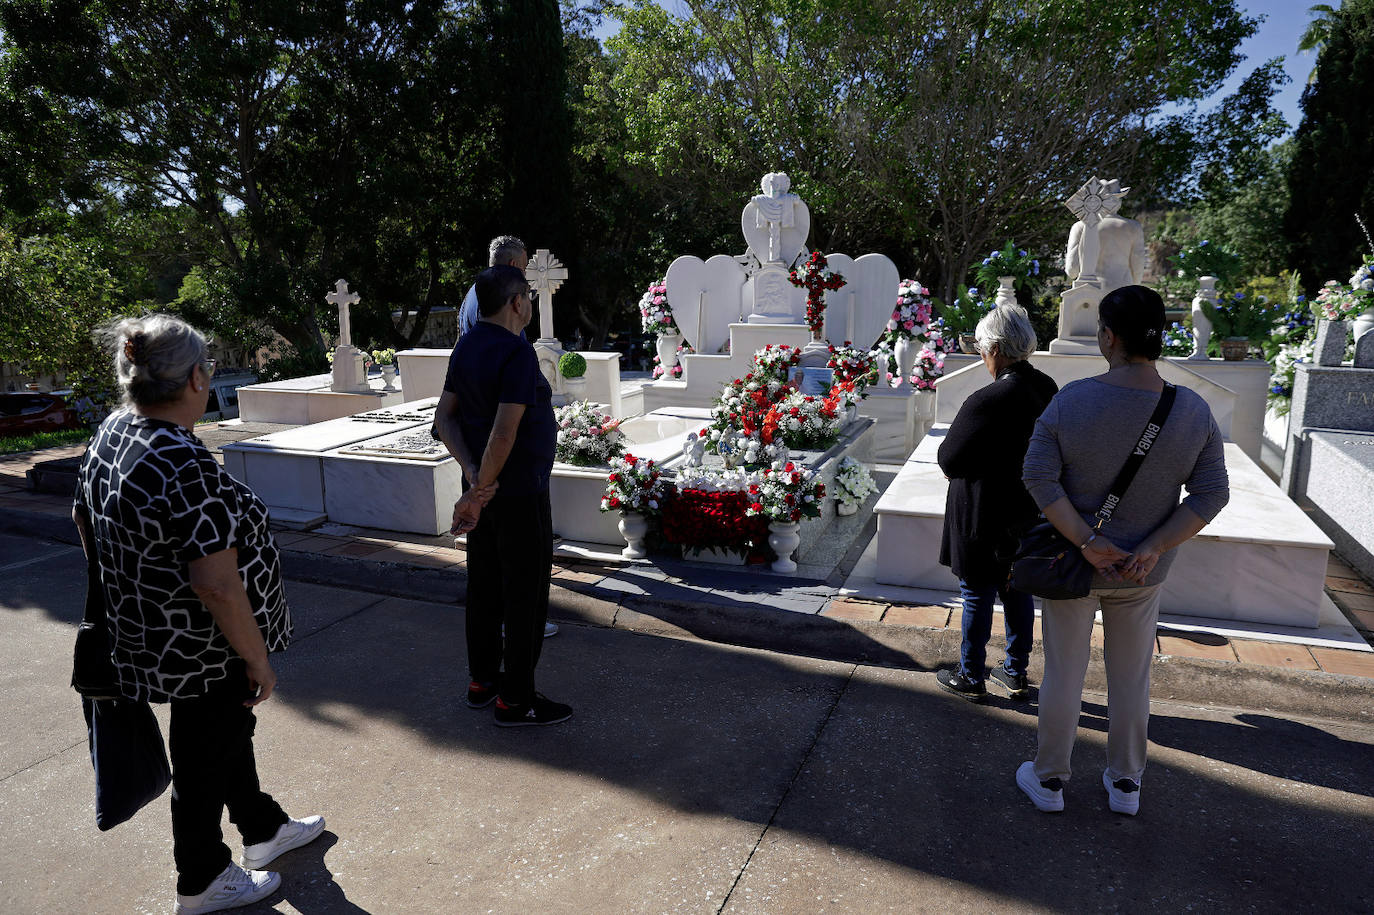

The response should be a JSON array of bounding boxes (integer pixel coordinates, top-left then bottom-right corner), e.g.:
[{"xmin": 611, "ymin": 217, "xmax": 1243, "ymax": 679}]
[
  {"xmin": 1172, "ymin": 238, "xmax": 1244, "ymax": 289},
  {"xmin": 1201, "ymin": 291, "xmax": 1281, "ymax": 341},
  {"xmin": 605, "ymin": 0, "xmax": 1262, "ymax": 304},
  {"xmin": 1285, "ymin": 0, "xmax": 1374, "ymax": 294},
  {"xmin": 0, "ymin": 427, "xmax": 92, "ymax": 456},
  {"xmin": 936, "ymin": 285, "xmax": 993, "ymax": 337},
  {"xmin": 558, "ymin": 351, "xmax": 588, "ymax": 378},
  {"xmin": 256, "ymin": 347, "xmax": 329, "ymax": 384},
  {"xmin": 973, "ymin": 241, "xmax": 1042, "ymax": 294},
  {"xmin": 0, "ymin": 228, "xmax": 120, "ymax": 386}
]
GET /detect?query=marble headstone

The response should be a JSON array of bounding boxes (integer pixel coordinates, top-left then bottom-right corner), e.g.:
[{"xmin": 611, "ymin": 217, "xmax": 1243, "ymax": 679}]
[
  {"xmin": 1354, "ymin": 331, "xmax": 1374, "ymax": 368},
  {"xmin": 821, "ymin": 253, "xmax": 900, "ymax": 348},
  {"xmin": 665, "ymin": 254, "xmax": 747, "ymax": 354},
  {"xmin": 746, "ymin": 263, "xmax": 805, "ymax": 324},
  {"xmin": 1314, "ymin": 320, "xmax": 1349, "ymax": 366}
]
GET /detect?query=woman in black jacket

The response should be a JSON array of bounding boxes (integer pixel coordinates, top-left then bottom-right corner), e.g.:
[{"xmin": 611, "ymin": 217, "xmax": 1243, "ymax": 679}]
[{"xmin": 936, "ymin": 305, "xmax": 1058, "ymax": 701}]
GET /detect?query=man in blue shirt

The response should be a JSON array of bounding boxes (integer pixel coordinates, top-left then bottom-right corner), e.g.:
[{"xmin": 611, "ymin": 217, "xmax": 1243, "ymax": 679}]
[
  {"xmin": 434, "ymin": 265, "xmax": 570, "ymax": 727},
  {"xmin": 458, "ymin": 236, "xmax": 528, "ymax": 337}
]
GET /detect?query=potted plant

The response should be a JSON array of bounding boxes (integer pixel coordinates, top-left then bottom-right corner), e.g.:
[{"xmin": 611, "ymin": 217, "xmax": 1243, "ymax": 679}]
[
  {"xmin": 887, "ymin": 280, "xmax": 933, "ymax": 380},
  {"xmin": 554, "ymin": 400, "xmax": 623, "ymax": 466},
  {"xmin": 601, "ymin": 452, "xmax": 668, "ymax": 559},
  {"xmin": 639, "ymin": 279, "xmax": 682, "ymax": 372},
  {"xmin": 660, "ymin": 467, "xmax": 767, "ymax": 564},
  {"xmin": 833, "ymin": 456, "xmax": 877, "ymax": 516},
  {"xmin": 974, "ymin": 241, "xmax": 1041, "ymax": 306},
  {"xmin": 744, "ymin": 460, "xmax": 825, "ymax": 573},
  {"xmin": 937, "ymin": 285, "xmax": 993, "ymax": 354},
  {"xmin": 558, "ymin": 351, "xmax": 588, "ymax": 400},
  {"xmin": 1201, "ymin": 292, "xmax": 1281, "ymax": 361},
  {"xmin": 371, "ymin": 348, "xmax": 398, "ymax": 390}
]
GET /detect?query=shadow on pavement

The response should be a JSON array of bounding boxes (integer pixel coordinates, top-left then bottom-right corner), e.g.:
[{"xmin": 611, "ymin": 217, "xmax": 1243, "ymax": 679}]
[{"xmin": 264, "ymin": 589, "xmax": 1374, "ymax": 912}]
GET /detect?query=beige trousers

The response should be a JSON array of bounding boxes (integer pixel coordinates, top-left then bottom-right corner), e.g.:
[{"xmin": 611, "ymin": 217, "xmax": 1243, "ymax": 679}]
[{"xmin": 1033, "ymin": 583, "xmax": 1163, "ymax": 784}]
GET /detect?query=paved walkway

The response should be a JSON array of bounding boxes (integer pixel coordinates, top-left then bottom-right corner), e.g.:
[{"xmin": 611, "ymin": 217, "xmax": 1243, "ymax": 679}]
[
  {"xmin": 3, "ymin": 440, "xmax": 1373, "ymax": 723},
  {"xmin": 4, "ymin": 532, "xmax": 1373, "ymax": 913}
]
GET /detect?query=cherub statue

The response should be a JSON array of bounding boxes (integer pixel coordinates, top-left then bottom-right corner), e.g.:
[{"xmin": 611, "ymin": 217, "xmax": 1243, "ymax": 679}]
[{"xmin": 681, "ymin": 432, "xmax": 705, "ymax": 467}]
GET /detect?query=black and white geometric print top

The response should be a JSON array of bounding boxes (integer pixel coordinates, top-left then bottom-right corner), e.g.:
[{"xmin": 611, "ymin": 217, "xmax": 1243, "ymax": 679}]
[{"xmin": 75, "ymin": 409, "xmax": 291, "ymax": 702}]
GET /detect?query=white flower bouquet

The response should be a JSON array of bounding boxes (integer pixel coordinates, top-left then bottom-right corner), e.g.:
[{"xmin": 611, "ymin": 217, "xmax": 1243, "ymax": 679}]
[
  {"xmin": 601, "ymin": 452, "xmax": 668, "ymax": 514},
  {"xmin": 834, "ymin": 456, "xmax": 878, "ymax": 508},
  {"xmin": 555, "ymin": 401, "xmax": 624, "ymax": 466}
]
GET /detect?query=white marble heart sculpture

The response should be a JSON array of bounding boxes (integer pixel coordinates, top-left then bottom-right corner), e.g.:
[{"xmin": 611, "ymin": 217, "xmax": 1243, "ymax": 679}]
[
  {"xmin": 665, "ymin": 254, "xmax": 747, "ymax": 355},
  {"xmin": 822, "ymin": 253, "xmax": 900, "ymax": 349}
]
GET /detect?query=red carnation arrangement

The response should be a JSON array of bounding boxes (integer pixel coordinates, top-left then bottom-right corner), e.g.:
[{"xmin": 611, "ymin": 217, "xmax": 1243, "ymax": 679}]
[{"xmin": 789, "ymin": 251, "xmax": 847, "ymax": 337}]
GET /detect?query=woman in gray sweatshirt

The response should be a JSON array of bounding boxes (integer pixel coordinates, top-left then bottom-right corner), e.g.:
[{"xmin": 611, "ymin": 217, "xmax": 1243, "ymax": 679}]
[{"xmin": 1016, "ymin": 285, "xmax": 1229, "ymax": 817}]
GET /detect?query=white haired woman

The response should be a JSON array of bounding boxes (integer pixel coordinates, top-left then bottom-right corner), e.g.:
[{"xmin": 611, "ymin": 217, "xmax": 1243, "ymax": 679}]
[
  {"xmin": 73, "ymin": 314, "xmax": 324, "ymax": 913},
  {"xmin": 936, "ymin": 305, "xmax": 1059, "ymax": 701}
]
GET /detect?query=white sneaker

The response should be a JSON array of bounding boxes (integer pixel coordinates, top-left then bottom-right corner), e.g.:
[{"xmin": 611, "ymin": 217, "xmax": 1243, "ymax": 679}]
[
  {"xmin": 1016, "ymin": 761, "xmax": 1065, "ymax": 812},
  {"xmin": 241, "ymin": 815, "xmax": 326, "ymax": 869},
  {"xmin": 544, "ymin": 621, "xmax": 559, "ymax": 638},
  {"xmin": 174, "ymin": 863, "xmax": 280, "ymax": 914},
  {"xmin": 1103, "ymin": 771, "xmax": 1141, "ymax": 815}
]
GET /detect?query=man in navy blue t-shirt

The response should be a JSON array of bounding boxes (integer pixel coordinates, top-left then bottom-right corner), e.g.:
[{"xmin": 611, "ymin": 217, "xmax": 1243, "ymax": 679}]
[{"xmin": 434, "ymin": 265, "xmax": 571, "ymax": 727}]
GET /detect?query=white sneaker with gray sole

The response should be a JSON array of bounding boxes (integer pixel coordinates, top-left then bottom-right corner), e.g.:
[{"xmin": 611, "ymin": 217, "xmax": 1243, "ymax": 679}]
[
  {"xmin": 241, "ymin": 815, "xmax": 326, "ymax": 869},
  {"xmin": 1103, "ymin": 771, "xmax": 1141, "ymax": 815},
  {"xmin": 174, "ymin": 863, "xmax": 280, "ymax": 915},
  {"xmin": 1016, "ymin": 761, "xmax": 1065, "ymax": 812}
]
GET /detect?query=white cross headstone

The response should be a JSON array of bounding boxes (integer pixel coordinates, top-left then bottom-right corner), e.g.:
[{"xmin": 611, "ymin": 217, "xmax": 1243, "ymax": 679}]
[
  {"xmin": 326, "ymin": 279, "xmax": 360, "ymax": 348},
  {"xmin": 325, "ymin": 279, "xmax": 369, "ymax": 393},
  {"xmin": 526, "ymin": 249, "xmax": 568, "ymax": 346}
]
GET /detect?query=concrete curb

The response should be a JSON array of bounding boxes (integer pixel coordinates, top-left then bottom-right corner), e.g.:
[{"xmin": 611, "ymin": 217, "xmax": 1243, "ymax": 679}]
[{"xmin": 5, "ymin": 507, "xmax": 1370, "ymax": 725}]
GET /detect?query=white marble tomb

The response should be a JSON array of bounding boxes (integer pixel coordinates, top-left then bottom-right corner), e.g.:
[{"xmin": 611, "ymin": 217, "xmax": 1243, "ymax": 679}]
[{"xmin": 873, "ymin": 426, "xmax": 1332, "ymax": 628}]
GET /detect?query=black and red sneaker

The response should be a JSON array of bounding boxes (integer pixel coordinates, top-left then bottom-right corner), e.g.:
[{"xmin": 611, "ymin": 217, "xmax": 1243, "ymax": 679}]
[
  {"xmin": 493, "ymin": 693, "xmax": 573, "ymax": 727},
  {"xmin": 466, "ymin": 680, "xmax": 497, "ymax": 709}
]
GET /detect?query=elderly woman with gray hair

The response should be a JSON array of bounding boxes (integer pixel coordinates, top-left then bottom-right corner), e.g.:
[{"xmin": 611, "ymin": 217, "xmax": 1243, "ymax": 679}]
[
  {"xmin": 936, "ymin": 305, "xmax": 1058, "ymax": 702},
  {"xmin": 73, "ymin": 314, "xmax": 323, "ymax": 914}
]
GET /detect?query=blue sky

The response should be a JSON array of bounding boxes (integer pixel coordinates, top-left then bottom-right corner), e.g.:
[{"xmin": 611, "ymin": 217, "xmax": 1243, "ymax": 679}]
[
  {"xmin": 592, "ymin": 1, "xmax": 1317, "ymax": 134},
  {"xmin": 1202, "ymin": 1, "xmax": 1316, "ymax": 134}
]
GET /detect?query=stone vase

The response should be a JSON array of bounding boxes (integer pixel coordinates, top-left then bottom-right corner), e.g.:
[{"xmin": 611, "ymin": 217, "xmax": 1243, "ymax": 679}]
[
  {"xmin": 1354, "ymin": 307, "xmax": 1374, "ymax": 344},
  {"xmin": 380, "ymin": 365, "xmax": 398, "ymax": 391},
  {"xmin": 618, "ymin": 511, "xmax": 648, "ymax": 560},
  {"xmin": 995, "ymin": 276, "xmax": 1017, "ymax": 306},
  {"xmin": 768, "ymin": 520, "xmax": 802, "ymax": 574},
  {"xmin": 656, "ymin": 332, "xmax": 682, "ymax": 372},
  {"xmin": 836, "ymin": 500, "xmax": 858, "ymax": 517},
  {"xmin": 1219, "ymin": 338, "xmax": 1249, "ymax": 361},
  {"xmin": 845, "ymin": 403, "xmax": 860, "ymax": 425},
  {"xmin": 893, "ymin": 335, "xmax": 918, "ymax": 384},
  {"xmin": 562, "ymin": 375, "xmax": 588, "ymax": 401}
]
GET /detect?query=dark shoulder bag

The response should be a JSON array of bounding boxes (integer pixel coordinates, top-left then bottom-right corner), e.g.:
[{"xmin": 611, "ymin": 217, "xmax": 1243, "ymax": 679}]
[
  {"xmin": 1009, "ymin": 383, "xmax": 1176, "ymax": 600},
  {"xmin": 71, "ymin": 505, "xmax": 173, "ymax": 831}
]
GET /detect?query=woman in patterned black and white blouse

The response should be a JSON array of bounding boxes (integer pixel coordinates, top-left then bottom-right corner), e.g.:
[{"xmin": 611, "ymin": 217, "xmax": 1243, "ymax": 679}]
[{"xmin": 74, "ymin": 315, "xmax": 325, "ymax": 915}]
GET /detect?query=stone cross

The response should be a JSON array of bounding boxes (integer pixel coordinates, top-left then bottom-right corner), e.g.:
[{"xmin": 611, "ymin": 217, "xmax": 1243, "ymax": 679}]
[
  {"xmin": 325, "ymin": 279, "xmax": 360, "ymax": 348},
  {"xmin": 1063, "ymin": 177, "xmax": 1126, "ymax": 287},
  {"xmin": 526, "ymin": 249, "xmax": 568, "ymax": 345}
]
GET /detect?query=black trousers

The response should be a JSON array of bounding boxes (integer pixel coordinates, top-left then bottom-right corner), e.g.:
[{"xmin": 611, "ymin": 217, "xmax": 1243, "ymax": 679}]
[
  {"xmin": 168, "ymin": 662, "xmax": 287, "ymax": 894},
  {"xmin": 464, "ymin": 486, "xmax": 553, "ymax": 706}
]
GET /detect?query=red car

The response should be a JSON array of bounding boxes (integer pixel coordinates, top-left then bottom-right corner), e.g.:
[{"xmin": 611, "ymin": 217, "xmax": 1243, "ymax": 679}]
[{"xmin": 0, "ymin": 392, "xmax": 81, "ymax": 436}]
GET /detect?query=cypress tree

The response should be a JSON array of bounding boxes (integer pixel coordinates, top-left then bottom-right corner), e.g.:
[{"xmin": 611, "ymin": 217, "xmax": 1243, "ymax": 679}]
[{"xmin": 1284, "ymin": 0, "xmax": 1374, "ymax": 288}]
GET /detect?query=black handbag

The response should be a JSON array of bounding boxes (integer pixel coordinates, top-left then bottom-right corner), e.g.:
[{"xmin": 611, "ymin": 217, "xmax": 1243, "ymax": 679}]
[
  {"xmin": 83, "ymin": 696, "xmax": 172, "ymax": 831},
  {"xmin": 1009, "ymin": 383, "xmax": 1177, "ymax": 599},
  {"xmin": 72, "ymin": 505, "xmax": 120, "ymax": 699},
  {"xmin": 71, "ymin": 504, "xmax": 172, "ymax": 829}
]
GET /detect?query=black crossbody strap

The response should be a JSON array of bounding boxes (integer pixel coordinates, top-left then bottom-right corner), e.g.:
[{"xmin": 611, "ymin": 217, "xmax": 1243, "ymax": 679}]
[{"xmin": 1091, "ymin": 382, "xmax": 1176, "ymax": 527}]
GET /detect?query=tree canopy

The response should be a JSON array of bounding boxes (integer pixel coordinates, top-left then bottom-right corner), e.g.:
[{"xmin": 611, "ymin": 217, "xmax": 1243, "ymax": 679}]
[{"xmin": 1284, "ymin": 0, "xmax": 1374, "ymax": 289}]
